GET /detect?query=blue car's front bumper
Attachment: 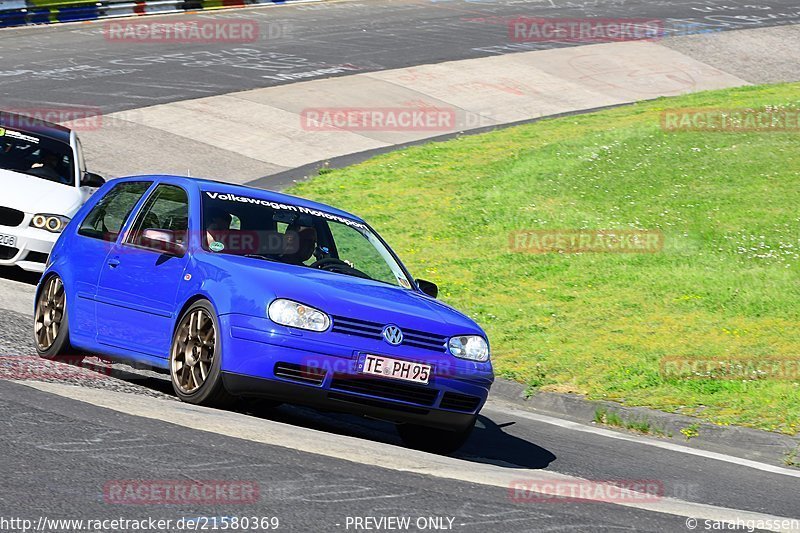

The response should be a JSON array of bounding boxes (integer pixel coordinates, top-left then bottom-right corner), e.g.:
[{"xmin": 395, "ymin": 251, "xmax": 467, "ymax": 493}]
[{"xmin": 219, "ymin": 314, "xmax": 494, "ymax": 431}]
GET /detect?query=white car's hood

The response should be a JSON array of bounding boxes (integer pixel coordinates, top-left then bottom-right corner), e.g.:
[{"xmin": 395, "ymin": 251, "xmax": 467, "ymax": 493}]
[{"xmin": 0, "ymin": 168, "xmax": 83, "ymax": 216}]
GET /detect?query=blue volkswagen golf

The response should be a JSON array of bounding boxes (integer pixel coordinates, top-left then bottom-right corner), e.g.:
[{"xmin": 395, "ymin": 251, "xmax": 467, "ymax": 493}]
[{"xmin": 34, "ymin": 176, "xmax": 493, "ymax": 452}]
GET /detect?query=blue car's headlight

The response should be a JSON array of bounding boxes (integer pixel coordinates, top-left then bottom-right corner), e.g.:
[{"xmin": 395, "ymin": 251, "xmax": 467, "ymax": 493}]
[
  {"xmin": 448, "ymin": 335, "xmax": 490, "ymax": 362},
  {"xmin": 268, "ymin": 299, "xmax": 330, "ymax": 332}
]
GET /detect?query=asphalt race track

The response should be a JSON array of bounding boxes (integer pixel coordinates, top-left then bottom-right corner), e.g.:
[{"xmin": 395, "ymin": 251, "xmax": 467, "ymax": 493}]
[
  {"xmin": 1, "ymin": 0, "xmax": 800, "ymax": 112},
  {"xmin": 2, "ymin": 301, "xmax": 800, "ymax": 531},
  {"xmin": 0, "ymin": 379, "xmax": 693, "ymax": 533},
  {"xmin": 2, "ymin": 1, "xmax": 800, "ymax": 531}
]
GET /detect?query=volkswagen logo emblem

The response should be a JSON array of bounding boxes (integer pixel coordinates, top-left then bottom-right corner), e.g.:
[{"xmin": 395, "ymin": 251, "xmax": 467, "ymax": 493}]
[{"xmin": 382, "ymin": 325, "xmax": 404, "ymax": 346}]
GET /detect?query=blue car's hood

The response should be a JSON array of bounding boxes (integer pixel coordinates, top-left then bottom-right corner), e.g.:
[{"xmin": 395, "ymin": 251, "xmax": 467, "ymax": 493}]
[{"xmin": 207, "ymin": 256, "xmax": 484, "ymax": 336}]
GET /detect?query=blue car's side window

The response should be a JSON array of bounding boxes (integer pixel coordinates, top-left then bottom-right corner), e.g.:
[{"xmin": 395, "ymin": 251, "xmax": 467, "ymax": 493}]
[
  {"xmin": 125, "ymin": 184, "xmax": 189, "ymax": 251},
  {"xmin": 78, "ymin": 181, "xmax": 152, "ymax": 241}
]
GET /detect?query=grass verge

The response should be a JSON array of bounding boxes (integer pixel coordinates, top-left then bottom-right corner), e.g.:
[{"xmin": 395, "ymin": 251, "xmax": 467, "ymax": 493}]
[
  {"xmin": 289, "ymin": 83, "xmax": 800, "ymax": 434},
  {"xmin": 593, "ymin": 408, "xmax": 672, "ymax": 438}
]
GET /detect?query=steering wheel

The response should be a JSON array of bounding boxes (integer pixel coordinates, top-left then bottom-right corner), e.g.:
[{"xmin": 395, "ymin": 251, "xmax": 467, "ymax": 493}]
[
  {"xmin": 310, "ymin": 257, "xmax": 372, "ymax": 280},
  {"xmin": 310, "ymin": 257, "xmax": 349, "ymax": 270}
]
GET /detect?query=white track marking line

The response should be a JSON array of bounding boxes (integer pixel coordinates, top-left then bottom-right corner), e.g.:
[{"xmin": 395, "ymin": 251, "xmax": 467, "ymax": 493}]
[
  {"xmin": 16, "ymin": 381, "xmax": 800, "ymax": 532},
  {"xmin": 485, "ymin": 400, "xmax": 800, "ymax": 480}
]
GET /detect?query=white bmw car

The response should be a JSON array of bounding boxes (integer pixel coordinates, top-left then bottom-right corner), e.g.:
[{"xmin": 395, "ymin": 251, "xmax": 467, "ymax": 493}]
[{"xmin": 0, "ymin": 112, "xmax": 105, "ymax": 273}]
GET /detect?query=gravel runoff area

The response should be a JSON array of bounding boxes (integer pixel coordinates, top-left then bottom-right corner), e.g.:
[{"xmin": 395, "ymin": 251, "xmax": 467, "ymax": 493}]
[{"xmin": 0, "ymin": 307, "xmax": 176, "ymax": 401}]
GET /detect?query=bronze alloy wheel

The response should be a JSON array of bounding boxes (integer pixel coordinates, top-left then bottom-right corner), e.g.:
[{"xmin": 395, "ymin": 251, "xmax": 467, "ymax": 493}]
[
  {"xmin": 34, "ymin": 276, "xmax": 65, "ymax": 351},
  {"xmin": 171, "ymin": 307, "xmax": 216, "ymax": 394}
]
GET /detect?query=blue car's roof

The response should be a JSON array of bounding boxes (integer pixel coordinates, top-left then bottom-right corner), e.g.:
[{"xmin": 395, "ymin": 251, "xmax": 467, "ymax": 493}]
[
  {"xmin": 0, "ymin": 111, "xmax": 72, "ymax": 144},
  {"xmin": 117, "ymin": 175, "xmax": 367, "ymax": 224}
]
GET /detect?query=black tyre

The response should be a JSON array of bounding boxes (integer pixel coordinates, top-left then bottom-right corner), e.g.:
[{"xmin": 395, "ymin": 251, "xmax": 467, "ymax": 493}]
[
  {"xmin": 169, "ymin": 300, "xmax": 237, "ymax": 407},
  {"xmin": 397, "ymin": 417, "xmax": 476, "ymax": 454},
  {"xmin": 34, "ymin": 275, "xmax": 81, "ymax": 363}
]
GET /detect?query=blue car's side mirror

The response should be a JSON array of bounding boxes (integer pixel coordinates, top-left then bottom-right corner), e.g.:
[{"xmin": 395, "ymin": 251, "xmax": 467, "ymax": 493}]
[
  {"xmin": 416, "ymin": 279, "xmax": 438, "ymax": 298},
  {"xmin": 140, "ymin": 228, "xmax": 186, "ymax": 258}
]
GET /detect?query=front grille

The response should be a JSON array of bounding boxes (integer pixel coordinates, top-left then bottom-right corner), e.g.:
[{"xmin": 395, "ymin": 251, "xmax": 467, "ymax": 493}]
[
  {"xmin": 0, "ymin": 245, "xmax": 18, "ymax": 260},
  {"xmin": 273, "ymin": 362, "xmax": 326, "ymax": 386},
  {"xmin": 402, "ymin": 328, "xmax": 448, "ymax": 352},
  {"xmin": 24, "ymin": 251, "xmax": 48, "ymax": 264},
  {"xmin": 330, "ymin": 316, "xmax": 382, "ymax": 339},
  {"xmin": 440, "ymin": 392, "xmax": 482, "ymax": 412},
  {"xmin": 330, "ymin": 373, "xmax": 438, "ymax": 406},
  {"xmin": 0, "ymin": 206, "xmax": 24, "ymax": 227},
  {"xmin": 331, "ymin": 315, "xmax": 448, "ymax": 352}
]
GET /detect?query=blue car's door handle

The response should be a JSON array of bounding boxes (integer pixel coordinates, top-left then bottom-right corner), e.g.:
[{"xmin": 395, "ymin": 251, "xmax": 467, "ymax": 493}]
[{"xmin": 107, "ymin": 258, "xmax": 121, "ymax": 269}]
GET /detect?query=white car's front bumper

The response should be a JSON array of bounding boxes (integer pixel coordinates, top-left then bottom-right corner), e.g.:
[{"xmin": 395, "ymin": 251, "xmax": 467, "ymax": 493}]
[{"xmin": 0, "ymin": 218, "xmax": 57, "ymax": 273}]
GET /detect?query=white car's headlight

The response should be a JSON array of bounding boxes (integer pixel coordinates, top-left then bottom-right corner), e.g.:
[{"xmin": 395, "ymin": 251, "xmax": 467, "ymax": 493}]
[
  {"xmin": 448, "ymin": 335, "xmax": 490, "ymax": 362},
  {"xmin": 31, "ymin": 214, "xmax": 70, "ymax": 233},
  {"xmin": 268, "ymin": 299, "xmax": 330, "ymax": 332}
]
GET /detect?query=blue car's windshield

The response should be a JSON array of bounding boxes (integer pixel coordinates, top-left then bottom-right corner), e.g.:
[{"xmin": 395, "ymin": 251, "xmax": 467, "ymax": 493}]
[{"xmin": 202, "ymin": 191, "xmax": 413, "ymax": 289}]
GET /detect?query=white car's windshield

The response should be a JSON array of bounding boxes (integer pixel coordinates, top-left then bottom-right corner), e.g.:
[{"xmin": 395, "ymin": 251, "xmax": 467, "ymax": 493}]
[
  {"xmin": 202, "ymin": 191, "xmax": 413, "ymax": 289},
  {"xmin": 0, "ymin": 128, "xmax": 74, "ymax": 186}
]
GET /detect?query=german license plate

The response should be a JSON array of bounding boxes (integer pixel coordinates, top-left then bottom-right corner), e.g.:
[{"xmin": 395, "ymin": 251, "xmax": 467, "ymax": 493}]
[
  {"xmin": 0, "ymin": 233, "xmax": 16, "ymax": 247},
  {"xmin": 361, "ymin": 354, "xmax": 431, "ymax": 384}
]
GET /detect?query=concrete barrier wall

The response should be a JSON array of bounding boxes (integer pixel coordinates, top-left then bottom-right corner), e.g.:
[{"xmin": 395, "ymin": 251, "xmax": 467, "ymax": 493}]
[{"xmin": 0, "ymin": 0, "xmax": 305, "ymax": 28}]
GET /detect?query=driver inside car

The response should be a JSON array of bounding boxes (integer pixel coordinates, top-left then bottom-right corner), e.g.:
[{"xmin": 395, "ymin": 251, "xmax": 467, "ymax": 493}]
[
  {"xmin": 206, "ymin": 209, "xmax": 233, "ymax": 247},
  {"xmin": 28, "ymin": 150, "xmax": 66, "ymax": 184},
  {"xmin": 281, "ymin": 224, "xmax": 318, "ymax": 265}
]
